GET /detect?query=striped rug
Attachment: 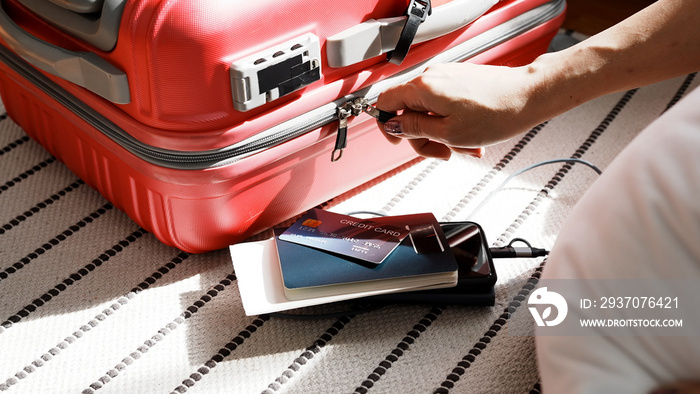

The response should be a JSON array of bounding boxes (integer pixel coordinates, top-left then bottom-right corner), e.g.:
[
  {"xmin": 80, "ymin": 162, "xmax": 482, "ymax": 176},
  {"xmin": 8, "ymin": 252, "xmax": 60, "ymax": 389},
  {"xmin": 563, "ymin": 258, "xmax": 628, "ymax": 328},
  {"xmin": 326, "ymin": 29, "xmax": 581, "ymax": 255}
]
[{"xmin": 0, "ymin": 71, "xmax": 697, "ymax": 393}]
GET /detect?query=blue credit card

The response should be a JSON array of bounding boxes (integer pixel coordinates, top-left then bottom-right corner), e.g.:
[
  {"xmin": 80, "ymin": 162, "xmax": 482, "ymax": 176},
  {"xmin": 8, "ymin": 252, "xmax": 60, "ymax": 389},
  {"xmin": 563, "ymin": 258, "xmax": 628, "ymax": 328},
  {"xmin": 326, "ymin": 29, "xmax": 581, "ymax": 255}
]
[{"xmin": 279, "ymin": 209, "xmax": 409, "ymax": 264}]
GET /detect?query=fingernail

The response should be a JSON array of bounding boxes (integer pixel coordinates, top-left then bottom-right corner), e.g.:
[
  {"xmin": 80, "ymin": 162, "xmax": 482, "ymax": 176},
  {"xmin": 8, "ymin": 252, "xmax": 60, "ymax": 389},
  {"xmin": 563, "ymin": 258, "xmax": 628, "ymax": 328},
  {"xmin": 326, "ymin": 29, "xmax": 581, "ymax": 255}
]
[{"xmin": 384, "ymin": 120, "xmax": 403, "ymax": 135}]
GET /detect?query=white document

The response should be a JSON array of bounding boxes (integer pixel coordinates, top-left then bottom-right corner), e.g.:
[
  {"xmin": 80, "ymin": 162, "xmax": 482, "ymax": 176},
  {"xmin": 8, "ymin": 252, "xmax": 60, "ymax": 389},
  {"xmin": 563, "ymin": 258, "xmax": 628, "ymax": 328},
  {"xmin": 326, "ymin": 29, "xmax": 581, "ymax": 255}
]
[{"xmin": 229, "ymin": 238, "xmax": 443, "ymax": 315}]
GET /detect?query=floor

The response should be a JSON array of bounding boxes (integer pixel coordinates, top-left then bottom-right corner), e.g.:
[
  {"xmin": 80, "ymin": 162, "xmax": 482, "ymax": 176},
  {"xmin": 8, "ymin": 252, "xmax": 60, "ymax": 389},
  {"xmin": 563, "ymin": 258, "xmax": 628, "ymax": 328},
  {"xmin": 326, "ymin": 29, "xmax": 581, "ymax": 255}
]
[{"xmin": 562, "ymin": 0, "xmax": 656, "ymax": 35}]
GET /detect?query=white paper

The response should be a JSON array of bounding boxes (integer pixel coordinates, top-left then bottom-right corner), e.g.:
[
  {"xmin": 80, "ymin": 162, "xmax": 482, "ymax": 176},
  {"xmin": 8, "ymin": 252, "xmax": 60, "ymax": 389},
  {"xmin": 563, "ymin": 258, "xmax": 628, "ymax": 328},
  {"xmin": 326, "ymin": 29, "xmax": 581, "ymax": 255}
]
[{"xmin": 229, "ymin": 238, "xmax": 447, "ymax": 315}]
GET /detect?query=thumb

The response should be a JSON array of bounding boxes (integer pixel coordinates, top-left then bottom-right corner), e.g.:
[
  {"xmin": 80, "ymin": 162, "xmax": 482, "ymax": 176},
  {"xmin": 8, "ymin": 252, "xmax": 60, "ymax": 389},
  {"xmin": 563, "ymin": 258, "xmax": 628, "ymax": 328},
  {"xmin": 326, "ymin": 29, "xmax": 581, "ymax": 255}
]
[{"xmin": 383, "ymin": 111, "xmax": 446, "ymax": 141}]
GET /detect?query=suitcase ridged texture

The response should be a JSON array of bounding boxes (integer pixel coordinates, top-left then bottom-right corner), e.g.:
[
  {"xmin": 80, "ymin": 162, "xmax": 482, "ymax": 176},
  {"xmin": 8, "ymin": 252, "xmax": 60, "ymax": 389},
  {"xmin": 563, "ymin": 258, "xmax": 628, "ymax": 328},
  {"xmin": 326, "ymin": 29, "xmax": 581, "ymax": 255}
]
[{"xmin": 0, "ymin": 0, "xmax": 565, "ymax": 251}]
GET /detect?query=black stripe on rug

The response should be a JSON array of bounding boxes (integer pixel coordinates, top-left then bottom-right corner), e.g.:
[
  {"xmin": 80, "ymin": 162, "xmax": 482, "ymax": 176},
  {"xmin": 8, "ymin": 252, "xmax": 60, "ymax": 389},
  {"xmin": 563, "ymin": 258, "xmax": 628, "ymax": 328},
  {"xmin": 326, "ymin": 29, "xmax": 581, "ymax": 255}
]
[
  {"xmin": 495, "ymin": 72, "xmax": 697, "ymax": 247},
  {"xmin": 434, "ymin": 263, "xmax": 545, "ymax": 394},
  {"xmin": 245, "ymin": 122, "xmax": 548, "ymax": 393},
  {"xmin": 664, "ymin": 72, "xmax": 697, "ymax": 113},
  {"xmin": 169, "ymin": 313, "xmax": 271, "ymax": 394},
  {"xmin": 0, "ymin": 157, "xmax": 55, "ymax": 196},
  {"xmin": 495, "ymin": 88, "xmax": 638, "ymax": 246},
  {"xmin": 83, "ymin": 273, "xmax": 241, "ymax": 394},
  {"xmin": 263, "ymin": 316, "xmax": 353, "ymax": 393},
  {"xmin": 131, "ymin": 251, "xmax": 191, "ymax": 293},
  {"xmin": 382, "ymin": 121, "xmax": 547, "ymax": 218},
  {"xmin": 0, "ymin": 225, "xmax": 146, "ymax": 331},
  {"xmin": 433, "ymin": 74, "xmax": 699, "ymax": 392},
  {"xmin": 443, "ymin": 121, "xmax": 548, "ymax": 221},
  {"xmin": 0, "ymin": 251, "xmax": 191, "ymax": 391},
  {"xmin": 354, "ymin": 307, "xmax": 444, "ymax": 394},
  {"xmin": 0, "ymin": 179, "xmax": 84, "ymax": 235},
  {"xmin": 0, "ymin": 135, "xmax": 29, "ymax": 158},
  {"xmin": 434, "ymin": 88, "xmax": 640, "ymax": 392},
  {"xmin": 380, "ymin": 159, "xmax": 443, "ymax": 214},
  {"xmin": 570, "ymin": 88, "xmax": 637, "ymax": 158},
  {"xmin": 343, "ymin": 122, "xmax": 549, "ymax": 393},
  {"xmin": 0, "ymin": 202, "xmax": 113, "ymax": 283}
]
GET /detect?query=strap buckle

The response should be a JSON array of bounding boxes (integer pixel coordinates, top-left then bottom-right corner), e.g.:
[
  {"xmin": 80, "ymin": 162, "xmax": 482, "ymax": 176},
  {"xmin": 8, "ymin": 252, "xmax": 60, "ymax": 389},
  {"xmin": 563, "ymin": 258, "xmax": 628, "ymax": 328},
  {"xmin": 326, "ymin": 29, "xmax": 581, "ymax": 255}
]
[
  {"xmin": 410, "ymin": 0, "xmax": 432, "ymax": 23},
  {"xmin": 387, "ymin": 0, "xmax": 432, "ymax": 65}
]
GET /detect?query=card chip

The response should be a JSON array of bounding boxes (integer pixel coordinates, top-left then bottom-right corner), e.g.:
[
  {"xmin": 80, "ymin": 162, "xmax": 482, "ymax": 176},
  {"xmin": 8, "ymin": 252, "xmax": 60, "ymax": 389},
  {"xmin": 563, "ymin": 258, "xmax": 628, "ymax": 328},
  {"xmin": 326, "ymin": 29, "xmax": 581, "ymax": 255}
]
[{"xmin": 302, "ymin": 219, "xmax": 322, "ymax": 228}]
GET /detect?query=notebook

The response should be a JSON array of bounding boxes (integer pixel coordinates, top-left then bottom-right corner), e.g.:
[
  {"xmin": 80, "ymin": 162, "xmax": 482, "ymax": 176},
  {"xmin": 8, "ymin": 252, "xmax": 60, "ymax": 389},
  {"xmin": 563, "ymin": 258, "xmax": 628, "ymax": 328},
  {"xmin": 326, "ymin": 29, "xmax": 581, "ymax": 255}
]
[{"xmin": 276, "ymin": 212, "xmax": 459, "ymax": 300}]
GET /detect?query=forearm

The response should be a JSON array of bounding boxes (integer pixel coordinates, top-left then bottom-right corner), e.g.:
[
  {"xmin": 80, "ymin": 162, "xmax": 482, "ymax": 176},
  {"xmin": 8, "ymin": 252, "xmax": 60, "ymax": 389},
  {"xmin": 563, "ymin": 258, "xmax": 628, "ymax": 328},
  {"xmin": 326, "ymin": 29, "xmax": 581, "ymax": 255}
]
[
  {"xmin": 527, "ymin": 0, "xmax": 700, "ymax": 119},
  {"xmin": 374, "ymin": 0, "xmax": 700, "ymax": 157}
]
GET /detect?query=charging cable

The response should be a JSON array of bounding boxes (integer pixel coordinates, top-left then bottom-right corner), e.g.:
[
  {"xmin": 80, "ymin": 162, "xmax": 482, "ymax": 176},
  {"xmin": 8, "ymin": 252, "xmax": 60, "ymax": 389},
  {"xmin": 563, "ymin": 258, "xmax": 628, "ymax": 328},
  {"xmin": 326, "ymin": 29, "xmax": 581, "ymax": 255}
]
[
  {"xmin": 489, "ymin": 238, "xmax": 548, "ymax": 259},
  {"xmin": 467, "ymin": 158, "xmax": 602, "ymax": 221}
]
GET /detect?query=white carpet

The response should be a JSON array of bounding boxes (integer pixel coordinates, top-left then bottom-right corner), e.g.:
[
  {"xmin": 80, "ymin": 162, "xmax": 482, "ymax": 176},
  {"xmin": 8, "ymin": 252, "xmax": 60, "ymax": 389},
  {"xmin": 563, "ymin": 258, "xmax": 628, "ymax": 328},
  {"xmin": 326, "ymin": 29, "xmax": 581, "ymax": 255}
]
[{"xmin": 0, "ymin": 71, "xmax": 697, "ymax": 393}]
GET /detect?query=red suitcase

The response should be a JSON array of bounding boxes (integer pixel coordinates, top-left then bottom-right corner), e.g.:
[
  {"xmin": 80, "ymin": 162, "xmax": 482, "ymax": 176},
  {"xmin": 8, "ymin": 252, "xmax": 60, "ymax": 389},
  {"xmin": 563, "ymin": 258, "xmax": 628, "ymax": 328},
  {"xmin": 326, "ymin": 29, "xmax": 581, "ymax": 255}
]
[{"xmin": 0, "ymin": 0, "xmax": 565, "ymax": 252}]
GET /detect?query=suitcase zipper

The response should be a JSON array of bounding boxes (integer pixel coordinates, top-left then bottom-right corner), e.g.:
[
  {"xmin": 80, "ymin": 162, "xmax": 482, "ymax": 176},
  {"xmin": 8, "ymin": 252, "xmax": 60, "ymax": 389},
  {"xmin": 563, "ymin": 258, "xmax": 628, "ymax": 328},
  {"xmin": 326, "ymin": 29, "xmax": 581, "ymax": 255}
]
[
  {"xmin": 333, "ymin": 98, "xmax": 364, "ymax": 162},
  {"xmin": 328, "ymin": 0, "xmax": 565, "ymax": 163},
  {"xmin": 0, "ymin": 0, "xmax": 564, "ymax": 170},
  {"xmin": 333, "ymin": 98, "xmax": 396, "ymax": 162}
]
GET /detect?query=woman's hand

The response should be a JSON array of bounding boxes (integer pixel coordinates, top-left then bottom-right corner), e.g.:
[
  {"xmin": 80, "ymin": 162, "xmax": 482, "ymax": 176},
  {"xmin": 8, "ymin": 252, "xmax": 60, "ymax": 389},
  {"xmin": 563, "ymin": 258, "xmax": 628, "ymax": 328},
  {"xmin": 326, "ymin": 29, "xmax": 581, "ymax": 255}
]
[
  {"xmin": 375, "ymin": 0, "xmax": 700, "ymax": 161},
  {"xmin": 375, "ymin": 62, "xmax": 550, "ymax": 160}
]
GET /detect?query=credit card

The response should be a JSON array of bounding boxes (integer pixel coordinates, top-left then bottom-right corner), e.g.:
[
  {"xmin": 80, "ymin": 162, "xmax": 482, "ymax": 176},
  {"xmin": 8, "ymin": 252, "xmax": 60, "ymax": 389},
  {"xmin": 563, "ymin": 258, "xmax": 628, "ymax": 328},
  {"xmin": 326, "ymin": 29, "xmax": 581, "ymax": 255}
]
[{"xmin": 279, "ymin": 209, "xmax": 409, "ymax": 265}]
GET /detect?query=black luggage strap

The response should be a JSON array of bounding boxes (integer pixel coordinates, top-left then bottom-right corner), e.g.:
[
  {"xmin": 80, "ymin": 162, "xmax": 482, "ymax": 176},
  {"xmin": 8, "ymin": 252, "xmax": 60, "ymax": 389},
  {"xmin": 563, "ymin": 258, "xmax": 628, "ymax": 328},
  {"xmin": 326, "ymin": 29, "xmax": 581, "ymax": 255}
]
[{"xmin": 387, "ymin": 0, "xmax": 432, "ymax": 65}]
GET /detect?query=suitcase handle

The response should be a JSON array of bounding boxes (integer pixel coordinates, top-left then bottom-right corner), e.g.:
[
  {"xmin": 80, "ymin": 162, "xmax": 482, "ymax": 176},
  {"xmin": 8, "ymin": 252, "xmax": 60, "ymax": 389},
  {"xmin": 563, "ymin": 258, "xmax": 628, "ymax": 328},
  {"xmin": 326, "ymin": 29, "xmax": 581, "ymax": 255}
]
[
  {"xmin": 48, "ymin": 0, "xmax": 104, "ymax": 14},
  {"xmin": 326, "ymin": 0, "xmax": 499, "ymax": 68},
  {"xmin": 0, "ymin": 0, "xmax": 130, "ymax": 104}
]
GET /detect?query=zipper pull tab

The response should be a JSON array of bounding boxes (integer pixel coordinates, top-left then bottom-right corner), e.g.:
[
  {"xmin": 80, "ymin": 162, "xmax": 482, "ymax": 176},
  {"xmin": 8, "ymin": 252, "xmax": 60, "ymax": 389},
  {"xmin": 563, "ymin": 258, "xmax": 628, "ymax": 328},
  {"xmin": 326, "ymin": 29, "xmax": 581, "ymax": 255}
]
[
  {"xmin": 333, "ymin": 117, "xmax": 348, "ymax": 162},
  {"xmin": 332, "ymin": 106, "xmax": 352, "ymax": 162},
  {"xmin": 362, "ymin": 103, "xmax": 397, "ymax": 123},
  {"xmin": 332, "ymin": 99, "xmax": 366, "ymax": 162}
]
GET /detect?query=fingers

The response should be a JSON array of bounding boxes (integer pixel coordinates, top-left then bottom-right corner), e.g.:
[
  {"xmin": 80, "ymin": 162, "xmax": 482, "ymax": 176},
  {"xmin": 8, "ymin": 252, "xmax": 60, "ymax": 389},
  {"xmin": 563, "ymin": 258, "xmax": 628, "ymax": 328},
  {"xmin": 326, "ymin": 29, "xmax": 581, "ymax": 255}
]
[
  {"xmin": 373, "ymin": 66, "xmax": 486, "ymax": 160},
  {"xmin": 405, "ymin": 139, "xmax": 485, "ymax": 161},
  {"xmin": 382, "ymin": 110, "xmax": 447, "ymax": 141},
  {"xmin": 452, "ymin": 147, "xmax": 485, "ymax": 159},
  {"xmin": 379, "ymin": 131, "xmax": 403, "ymax": 145},
  {"xmin": 374, "ymin": 105, "xmax": 485, "ymax": 160},
  {"xmin": 376, "ymin": 81, "xmax": 431, "ymax": 114},
  {"xmin": 375, "ymin": 106, "xmax": 447, "ymax": 146},
  {"xmin": 408, "ymin": 138, "xmax": 452, "ymax": 161},
  {"xmin": 374, "ymin": 75, "xmax": 444, "ymax": 146}
]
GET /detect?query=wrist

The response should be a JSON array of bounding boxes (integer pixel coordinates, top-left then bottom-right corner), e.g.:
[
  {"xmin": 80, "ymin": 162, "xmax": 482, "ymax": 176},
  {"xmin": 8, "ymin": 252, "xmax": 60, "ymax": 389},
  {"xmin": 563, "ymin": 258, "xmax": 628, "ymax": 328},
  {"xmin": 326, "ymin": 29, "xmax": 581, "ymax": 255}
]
[
  {"xmin": 521, "ymin": 47, "xmax": 607, "ymax": 122},
  {"xmin": 510, "ymin": 52, "xmax": 570, "ymax": 128}
]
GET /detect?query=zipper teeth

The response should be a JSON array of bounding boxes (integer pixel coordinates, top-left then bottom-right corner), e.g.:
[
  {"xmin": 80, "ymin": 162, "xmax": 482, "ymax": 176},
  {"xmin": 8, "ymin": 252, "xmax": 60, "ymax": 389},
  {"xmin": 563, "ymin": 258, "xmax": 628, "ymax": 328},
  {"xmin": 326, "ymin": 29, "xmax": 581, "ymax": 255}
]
[
  {"xmin": 262, "ymin": 0, "xmax": 566, "ymax": 159},
  {"xmin": 227, "ymin": 115, "xmax": 330, "ymax": 159},
  {"xmin": 0, "ymin": 44, "xmax": 325, "ymax": 165},
  {"xmin": 0, "ymin": 0, "xmax": 563, "ymax": 169}
]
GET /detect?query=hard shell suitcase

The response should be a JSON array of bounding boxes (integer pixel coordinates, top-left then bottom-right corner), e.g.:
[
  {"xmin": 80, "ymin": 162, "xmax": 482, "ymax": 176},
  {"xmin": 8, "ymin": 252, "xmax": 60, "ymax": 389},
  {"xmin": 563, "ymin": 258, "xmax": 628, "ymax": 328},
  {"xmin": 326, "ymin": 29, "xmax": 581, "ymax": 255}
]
[{"xmin": 0, "ymin": 0, "xmax": 566, "ymax": 252}]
